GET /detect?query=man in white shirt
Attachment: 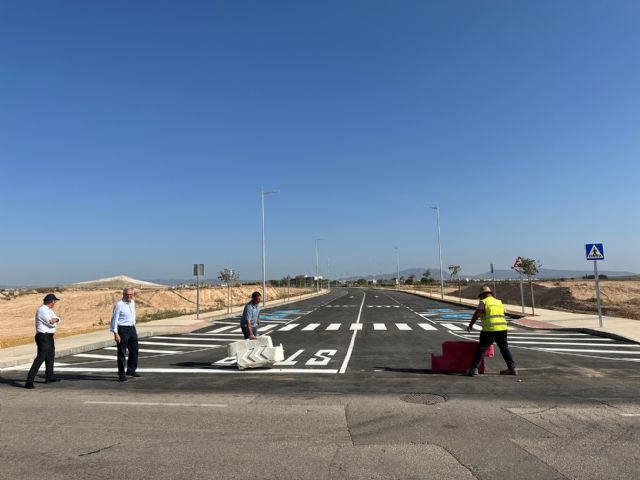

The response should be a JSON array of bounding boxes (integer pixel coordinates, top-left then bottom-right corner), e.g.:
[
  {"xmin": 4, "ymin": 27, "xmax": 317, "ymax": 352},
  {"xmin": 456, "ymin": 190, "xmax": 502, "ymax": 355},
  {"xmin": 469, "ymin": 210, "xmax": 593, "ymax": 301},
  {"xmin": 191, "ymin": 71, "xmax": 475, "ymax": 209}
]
[
  {"xmin": 25, "ymin": 293, "xmax": 62, "ymax": 389},
  {"xmin": 110, "ymin": 287, "xmax": 139, "ymax": 382}
]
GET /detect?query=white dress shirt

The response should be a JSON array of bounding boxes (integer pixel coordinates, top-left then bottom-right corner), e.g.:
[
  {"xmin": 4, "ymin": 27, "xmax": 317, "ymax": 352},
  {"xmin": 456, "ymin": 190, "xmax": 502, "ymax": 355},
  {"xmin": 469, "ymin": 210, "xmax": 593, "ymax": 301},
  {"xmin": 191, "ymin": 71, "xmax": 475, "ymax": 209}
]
[
  {"xmin": 110, "ymin": 299, "xmax": 136, "ymax": 332},
  {"xmin": 35, "ymin": 305, "xmax": 60, "ymax": 334}
]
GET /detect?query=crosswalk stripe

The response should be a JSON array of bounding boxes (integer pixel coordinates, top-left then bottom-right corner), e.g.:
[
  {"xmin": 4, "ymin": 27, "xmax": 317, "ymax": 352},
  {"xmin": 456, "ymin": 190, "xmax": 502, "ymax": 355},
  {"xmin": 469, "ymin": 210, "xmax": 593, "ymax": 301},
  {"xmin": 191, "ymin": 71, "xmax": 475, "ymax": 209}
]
[
  {"xmin": 461, "ymin": 334, "xmax": 614, "ymax": 341},
  {"xmin": 326, "ymin": 323, "xmax": 341, "ymax": 331},
  {"xmin": 418, "ymin": 323, "xmax": 437, "ymax": 331},
  {"xmin": 508, "ymin": 332, "xmax": 589, "ymax": 336},
  {"xmin": 396, "ymin": 323, "xmax": 412, "ymax": 331},
  {"xmin": 510, "ymin": 341, "xmax": 640, "ymax": 347},
  {"xmin": 373, "ymin": 323, "xmax": 387, "ymax": 330},
  {"xmin": 302, "ymin": 323, "xmax": 320, "ymax": 331},
  {"xmin": 441, "ymin": 323, "xmax": 463, "ymax": 331},
  {"xmin": 208, "ymin": 326, "xmax": 236, "ymax": 333},
  {"xmin": 139, "ymin": 341, "xmax": 223, "ymax": 348},
  {"xmin": 74, "ymin": 353, "xmax": 118, "ymax": 360},
  {"xmin": 104, "ymin": 347, "xmax": 181, "ymax": 354},
  {"xmin": 278, "ymin": 324, "xmax": 299, "ymax": 331},
  {"xmin": 350, "ymin": 324, "xmax": 363, "ymax": 331},
  {"xmin": 259, "ymin": 324, "xmax": 278, "ymax": 332},
  {"xmin": 152, "ymin": 336, "xmax": 236, "ymax": 342},
  {"xmin": 538, "ymin": 348, "xmax": 640, "ymax": 354}
]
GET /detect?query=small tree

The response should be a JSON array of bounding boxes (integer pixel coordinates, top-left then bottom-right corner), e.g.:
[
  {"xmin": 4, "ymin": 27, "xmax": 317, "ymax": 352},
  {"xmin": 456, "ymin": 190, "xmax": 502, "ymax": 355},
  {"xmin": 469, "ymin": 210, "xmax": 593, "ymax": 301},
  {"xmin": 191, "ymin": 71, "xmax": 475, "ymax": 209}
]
[
  {"xmin": 405, "ymin": 274, "xmax": 416, "ymax": 286},
  {"xmin": 448, "ymin": 264, "xmax": 462, "ymax": 302},
  {"xmin": 218, "ymin": 268, "xmax": 240, "ymax": 313},
  {"xmin": 420, "ymin": 269, "xmax": 433, "ymax": 285},
  {"xmin": 519, "ymin": 258, "xmax": 541, "ymax": 315}
]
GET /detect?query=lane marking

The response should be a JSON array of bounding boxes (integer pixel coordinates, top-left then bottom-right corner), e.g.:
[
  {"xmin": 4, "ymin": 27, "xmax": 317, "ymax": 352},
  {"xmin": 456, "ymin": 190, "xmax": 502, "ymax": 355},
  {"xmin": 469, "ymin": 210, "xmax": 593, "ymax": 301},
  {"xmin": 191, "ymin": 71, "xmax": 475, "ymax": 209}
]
[
  {"xmin": 395, "ymin": 323, "xmax": 412, "ymax": 331},
  {"xmin": 373, "ymin": 323, "xmax": 387, "ymax": 331},
  {"xmin": 302, "ymin": 323, "xmax": 320, "ymax": 331},
  {"xmin": 85, "ymin": 401, "xmax": 228, "ymax": 408},
  {"xmin": 350, "ymin": 324, "xmax": 363, "ymax": 331},
  {"xmin": 339, "ymin": 292, "xmax": 366, "ymax": 374},
  {"xmin": 208, "ymin": 326, "xmax": 236, "ymax": 333},
  {"xmin": 278, "ymin": 324, "xmax": 299, "ymax": 331},
  {"xmin": 139, "ymin": 341, "xmax": 224, "ymax": 348},
  {"xmin": 537, "ymin": 348, "xmax": 640, "ymax": 354},
  {"xmin": 152, "ymin": 336, "xmax": 235, "ymax": 342},
  {"xmin": 619, "ymin": 413, "xmax": 640, "ymax": 417},
  {"xmin": 258, "ymin": 324, "xmax": 278, "ymax": 332},
  {"xmin": 441, "ymin": 323, "xmax": 463, "ymax": 331},
  {"xmin": 43, "ymin": 367, "xmax": 339, "ymax": 374},
  {"xmin": 418, "ymin": 323, "xmax": 438, "ymax": 331},
  {"xmin": 74, "ymin": 353, "xmax": 118, "ymax": 360},
  {"xmin": 326, "ymin": 323, "xmax": 341, "ymax": 331},
  {"xmin": 104, "ymin": 347, "xmax": 180, "ymax": 354}
]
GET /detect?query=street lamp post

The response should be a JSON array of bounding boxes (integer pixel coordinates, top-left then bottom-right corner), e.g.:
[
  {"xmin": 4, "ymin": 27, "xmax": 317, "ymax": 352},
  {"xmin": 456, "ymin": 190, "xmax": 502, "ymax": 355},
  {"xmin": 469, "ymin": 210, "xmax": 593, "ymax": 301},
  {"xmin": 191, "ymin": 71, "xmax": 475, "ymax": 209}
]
[
  {"xmin": 315, "ymin": 238, "xmax": 323, "ymax": 292},
  {"xmin": 431, "ymin": 206, "xmax": 444, "ymax": 300},
  {"xmin": 261, "ymin": 187, "xmax": 279, "ymax": 307}
]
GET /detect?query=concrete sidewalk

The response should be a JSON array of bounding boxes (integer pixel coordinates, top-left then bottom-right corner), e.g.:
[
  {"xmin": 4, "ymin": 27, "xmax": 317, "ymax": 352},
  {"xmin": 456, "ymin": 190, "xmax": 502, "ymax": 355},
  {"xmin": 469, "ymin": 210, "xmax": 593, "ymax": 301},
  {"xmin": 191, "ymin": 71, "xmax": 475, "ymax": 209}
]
[
  {"xmin": 0, "ymin": 290, "xmax": 327, "ymax": 369},
  {"xmin": 396, "ymin": 288, "xmax": 640, "ymax": 344}
]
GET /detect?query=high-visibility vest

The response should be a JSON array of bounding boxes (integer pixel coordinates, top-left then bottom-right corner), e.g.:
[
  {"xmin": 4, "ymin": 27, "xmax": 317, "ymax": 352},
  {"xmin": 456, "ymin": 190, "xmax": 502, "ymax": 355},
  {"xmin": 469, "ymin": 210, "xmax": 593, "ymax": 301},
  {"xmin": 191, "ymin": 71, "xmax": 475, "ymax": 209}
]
[{"xmin": 481, "ymin": 296, "xmax": 508, "ymax": 331}]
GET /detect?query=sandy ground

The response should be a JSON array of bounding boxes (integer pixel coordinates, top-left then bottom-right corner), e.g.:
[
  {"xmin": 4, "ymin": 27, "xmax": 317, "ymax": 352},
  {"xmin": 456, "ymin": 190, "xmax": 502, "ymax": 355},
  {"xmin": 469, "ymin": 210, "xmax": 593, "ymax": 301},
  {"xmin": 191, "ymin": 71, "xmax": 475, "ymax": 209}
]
[
  {"xmin": 442, "ymin": 279, "xmax": 640, "ymax": 319},
  {"xmin": 0, "ymin": 285, "xmax": 309, "ymax": 348}
]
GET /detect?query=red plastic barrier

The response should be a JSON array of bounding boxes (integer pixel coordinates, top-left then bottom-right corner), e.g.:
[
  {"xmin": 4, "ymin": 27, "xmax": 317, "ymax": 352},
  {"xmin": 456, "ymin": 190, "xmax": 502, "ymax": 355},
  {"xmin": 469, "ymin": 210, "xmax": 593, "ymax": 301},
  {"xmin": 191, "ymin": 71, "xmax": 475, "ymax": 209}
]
[{"xmin": 431, "ymin": 341, "xmax": 495, "ymax": 374}]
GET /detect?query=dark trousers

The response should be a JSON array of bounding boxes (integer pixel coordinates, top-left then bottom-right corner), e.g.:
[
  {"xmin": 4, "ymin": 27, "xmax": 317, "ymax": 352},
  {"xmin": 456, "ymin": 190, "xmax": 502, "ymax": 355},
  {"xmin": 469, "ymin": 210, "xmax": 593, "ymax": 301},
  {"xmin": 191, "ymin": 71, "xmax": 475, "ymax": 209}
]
[
  {"xmin": 241, "ymin": 323, "xmax": 258, "ymax": 339},
  {"xmin": 116, "ymin": 325, "xmax": 139, "ymax": 375},
  {"xmin": 471, "ymin": 330, "xmax": 516, "ymax": 370},
  {"xmin": 26, "ymin": 333, "xmax": 55, "ymax": 382}
]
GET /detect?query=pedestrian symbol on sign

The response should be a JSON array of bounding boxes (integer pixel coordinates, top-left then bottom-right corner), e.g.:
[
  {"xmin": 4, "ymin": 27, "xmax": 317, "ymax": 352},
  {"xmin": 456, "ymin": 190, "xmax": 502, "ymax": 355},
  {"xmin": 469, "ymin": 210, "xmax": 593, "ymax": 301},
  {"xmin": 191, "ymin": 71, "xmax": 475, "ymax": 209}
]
[{"xmin": 585, "ymin": 243, "xmax": 605, "ymax": 261}]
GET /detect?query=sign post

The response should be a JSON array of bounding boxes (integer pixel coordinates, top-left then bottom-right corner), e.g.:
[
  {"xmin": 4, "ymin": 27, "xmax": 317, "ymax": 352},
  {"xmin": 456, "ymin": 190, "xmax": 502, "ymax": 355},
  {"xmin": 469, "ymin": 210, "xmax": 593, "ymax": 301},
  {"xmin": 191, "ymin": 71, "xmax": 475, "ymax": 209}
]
[
  {"xmin": 585, "ymin": 243, "xmax": 604, "ymax": 327},
  {"xmin": 193, "ymin": 263, "xmax": 205, "ymax": 320},
  {"xmin": 490, "ymin": 263, "xmax": 496, "ymax": 297},
  {"xmin": 512, "ymin": 256, "xmax": 525, "ymax": 314}
]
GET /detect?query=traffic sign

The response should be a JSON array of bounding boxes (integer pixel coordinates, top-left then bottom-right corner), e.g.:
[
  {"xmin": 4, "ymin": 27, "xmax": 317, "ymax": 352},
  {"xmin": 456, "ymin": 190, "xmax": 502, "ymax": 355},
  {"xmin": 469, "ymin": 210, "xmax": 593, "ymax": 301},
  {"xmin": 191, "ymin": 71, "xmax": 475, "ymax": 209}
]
[
  {"xmin": 585, "ymin": 243, "xmax": 605, "ymax": 261},
  {"xmin": 513, "ymin": 256, "xmax": 523, "ymax": 268}
]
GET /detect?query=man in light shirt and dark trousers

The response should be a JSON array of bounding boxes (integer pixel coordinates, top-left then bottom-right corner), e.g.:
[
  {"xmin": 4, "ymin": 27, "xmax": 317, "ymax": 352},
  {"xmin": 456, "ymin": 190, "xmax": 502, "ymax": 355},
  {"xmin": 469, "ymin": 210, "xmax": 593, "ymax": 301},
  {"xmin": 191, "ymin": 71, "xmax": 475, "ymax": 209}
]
[
  {"xmin": 110, "ymin": 287, "xmax": 140, "ymax": 382},
  {"xmin": 25, "ymin": 293, "xmax": 62, "ymax": 389}
]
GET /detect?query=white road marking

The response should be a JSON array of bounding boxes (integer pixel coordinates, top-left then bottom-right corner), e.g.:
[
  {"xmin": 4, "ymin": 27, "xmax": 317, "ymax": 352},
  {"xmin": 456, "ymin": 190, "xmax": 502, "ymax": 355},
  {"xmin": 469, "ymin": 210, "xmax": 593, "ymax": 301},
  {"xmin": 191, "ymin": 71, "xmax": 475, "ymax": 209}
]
[
  {"xmin": 373, "ymin": 323, "xmax": 387, "ymax": 330},
  {"xmin": 85, "ymin": 401, "xmax": 228, "ymax": 408},
  {"xmin": 508, "ymin": 332, "xmax": 590, "ymax": 336},
  {"xmin": 619, "ymin": 413, "xmax": 640, "ymax": 417},
  {"xmin": 275, "ymin": 349, "xmax": 304, "ymax": 366},
  {"xmin": 278, "ymin": 324, "xmax": 299, "ymax": 331},
  {"xmin": 326, "ymin": 323, "xmax": 341, "ymax": 331},
  {"xmin": 44, "ymin": 367, "xmax": 339, "ymax": 374},
  {"xmin": 152, "ymin": 336, "xmax": 235, "ymax": 342},
  {"xmin": 74, "ymin": 354, "xmax": 118, "ymax": 360},
  {"xmin": 441, "ymin": 323, "xmax": 463, "ymax": 331},
  {"xmin": 418, "ymin": 323, "xmax": 438, "ymax": 331},
  {"xmin": 208, "ymin": 326, "xmax": 236, "ymax": 333},
  {"xmin": 139, "ymin": 341, "xmax": 223, "ymax": 348},
  {"xmin": 306, "ymin": 350, "xmax": 337, "ymax": 366},
  {"xmin": 350, "ymin": 324, "xmax": 363, "ymax": 331},
  {"xmin": 537, "ymin": 348, "xmax": 640, "ymax": 354},
  {"xmin": 214, "ymin": 356, "xmax": 236, "ymax": 365},
  {"xmin": 259, "ymin": 324, "xmax": 278, "ymax": 332},
  {"xmin": 395, "ymin": 323, "xmax": 412, "ymax": 331},
  {"xmin": 340, "ymin": 292, "xmax": 366, "ymax": 374},
  {"xmin": 302, "ymin": 323, "xmax": 320, "ymax": 331},
  {"xmin": 104, "ymin": 347, "xmax": 181, "ymax": 354},
  {"xmin": 508, "ymin": 341, "xmax": 640, "ymax": 347}
]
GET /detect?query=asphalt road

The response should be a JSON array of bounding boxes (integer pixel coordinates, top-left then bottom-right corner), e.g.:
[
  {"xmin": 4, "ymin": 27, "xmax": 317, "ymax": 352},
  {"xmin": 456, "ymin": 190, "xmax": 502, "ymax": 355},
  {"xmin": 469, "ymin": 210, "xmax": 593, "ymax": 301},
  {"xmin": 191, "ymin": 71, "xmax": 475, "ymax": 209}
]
[{"xmin": 2, "ymin": 288, "xmax": 639, "ymax": 479}]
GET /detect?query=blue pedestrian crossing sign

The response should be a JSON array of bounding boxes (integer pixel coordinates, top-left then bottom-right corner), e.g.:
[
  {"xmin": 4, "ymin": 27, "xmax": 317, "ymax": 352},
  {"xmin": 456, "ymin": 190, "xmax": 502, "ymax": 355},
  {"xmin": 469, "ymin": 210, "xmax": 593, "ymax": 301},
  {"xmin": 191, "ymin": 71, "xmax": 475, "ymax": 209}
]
[{"xmin": 585, "ymin": 243, "xmax": 605, "ymax": 261}]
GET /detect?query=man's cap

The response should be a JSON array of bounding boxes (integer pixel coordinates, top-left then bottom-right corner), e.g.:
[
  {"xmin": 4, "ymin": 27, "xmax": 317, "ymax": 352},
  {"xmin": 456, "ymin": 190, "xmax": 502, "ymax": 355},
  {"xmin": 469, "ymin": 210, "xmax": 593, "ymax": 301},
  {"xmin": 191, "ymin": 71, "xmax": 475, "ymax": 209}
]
[
  {"xmin": 43, "ymin": 293, "xmax": 61, "ymax": 303},
  {"xmin": 478, "ymin": 286, "xmax": 492, "ymax": 297}
]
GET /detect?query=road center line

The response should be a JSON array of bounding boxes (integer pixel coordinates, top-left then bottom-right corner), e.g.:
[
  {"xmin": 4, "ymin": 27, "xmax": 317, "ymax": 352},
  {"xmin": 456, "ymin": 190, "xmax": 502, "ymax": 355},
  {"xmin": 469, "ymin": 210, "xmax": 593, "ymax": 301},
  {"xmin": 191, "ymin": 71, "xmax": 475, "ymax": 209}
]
[{"xmin": 339, "ymin": 291, "xmax": 366, "ymax": 374}]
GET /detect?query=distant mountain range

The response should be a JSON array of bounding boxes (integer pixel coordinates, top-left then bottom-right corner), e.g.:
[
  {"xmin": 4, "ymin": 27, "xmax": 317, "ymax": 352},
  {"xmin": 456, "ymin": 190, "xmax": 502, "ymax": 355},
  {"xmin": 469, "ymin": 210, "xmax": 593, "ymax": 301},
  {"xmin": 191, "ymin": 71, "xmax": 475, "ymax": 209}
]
[{"xmin": 341, "ymin": 267, "xmax": 639, "ymax": 281}]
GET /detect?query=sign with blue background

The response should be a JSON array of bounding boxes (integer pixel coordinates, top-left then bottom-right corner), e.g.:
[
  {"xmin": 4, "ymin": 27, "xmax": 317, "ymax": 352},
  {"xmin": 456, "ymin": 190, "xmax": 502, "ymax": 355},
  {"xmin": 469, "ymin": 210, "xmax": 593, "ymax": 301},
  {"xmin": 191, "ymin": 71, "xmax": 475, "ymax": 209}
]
[{"xmin": 585, "ymin": 243, "xmax": 605, "ymax": 261}]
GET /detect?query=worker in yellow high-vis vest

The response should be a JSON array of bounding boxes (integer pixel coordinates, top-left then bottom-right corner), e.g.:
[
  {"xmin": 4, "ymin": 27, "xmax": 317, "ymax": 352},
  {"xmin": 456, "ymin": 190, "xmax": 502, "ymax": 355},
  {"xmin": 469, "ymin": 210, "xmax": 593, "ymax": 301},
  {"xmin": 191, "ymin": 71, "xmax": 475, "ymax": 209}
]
[{"xmin": 465, "ymin": 285, "xmax": 517, "ymax": 376}]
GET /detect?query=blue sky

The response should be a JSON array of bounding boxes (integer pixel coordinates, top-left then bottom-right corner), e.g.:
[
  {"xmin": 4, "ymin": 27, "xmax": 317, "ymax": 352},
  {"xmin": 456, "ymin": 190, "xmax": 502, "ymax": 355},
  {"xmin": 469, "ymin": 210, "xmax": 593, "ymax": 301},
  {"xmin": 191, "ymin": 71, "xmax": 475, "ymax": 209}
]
[{"xmin": 1, "ymin": 1, "xmax": 639, "ymax": 286}]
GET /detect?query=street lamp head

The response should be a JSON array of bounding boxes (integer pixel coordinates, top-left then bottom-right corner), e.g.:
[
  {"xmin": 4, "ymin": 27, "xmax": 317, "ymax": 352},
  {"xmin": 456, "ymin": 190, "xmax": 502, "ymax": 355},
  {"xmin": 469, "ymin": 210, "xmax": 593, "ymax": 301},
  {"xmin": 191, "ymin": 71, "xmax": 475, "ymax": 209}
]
[{"xmin": 263, "ymin": 189, "xmax": 280, "ymax": 196}]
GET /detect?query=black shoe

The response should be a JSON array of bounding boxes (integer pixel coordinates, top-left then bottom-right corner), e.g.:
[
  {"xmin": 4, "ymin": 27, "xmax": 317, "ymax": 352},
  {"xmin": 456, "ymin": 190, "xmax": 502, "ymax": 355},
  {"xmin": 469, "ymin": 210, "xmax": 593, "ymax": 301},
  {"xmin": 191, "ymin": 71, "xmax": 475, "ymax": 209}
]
[
  {"xmin": 25, "ymin": 381, "xmax": 34, "ymax": 389},
  {"xmin": 45, "ymin": 377, "xmax": 60, "ymax": 383},
  {"xmin": 118, "ymin": 375, "xmax": 127, "ymax": 382},
  {"xmin": 126, "ymin": 371, "xmax": 141, "ymax": 377}
]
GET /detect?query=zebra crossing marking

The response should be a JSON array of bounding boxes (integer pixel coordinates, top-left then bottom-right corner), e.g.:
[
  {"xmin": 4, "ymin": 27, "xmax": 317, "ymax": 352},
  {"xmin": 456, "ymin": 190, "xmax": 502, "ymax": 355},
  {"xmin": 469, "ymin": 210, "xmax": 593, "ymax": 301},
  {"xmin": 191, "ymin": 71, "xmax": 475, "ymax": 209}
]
[
  {"xmin": 279, "ymin": 324, "xmax": 299, "ymax": 331},
  {"xmin": 326, "ymin": 323, "xmax": 341, "ymax": 331},
  {"xmin": 373, "ymin": 323, "xmax": 387, "ymax": 330},
  {"xmin": 396, "ymin": 323, "xmax": 412, "ymax": 331},
  {"xmin": 302, "ymin": 323, "xmax": 320, "ymax": 331},
  {"xmin": 418, "ymin": 323, "xmax": 438, "ymax": 331},
  {"xmin": 441, "ymin": 323, "xmax": 463, "ymax": 331}
]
